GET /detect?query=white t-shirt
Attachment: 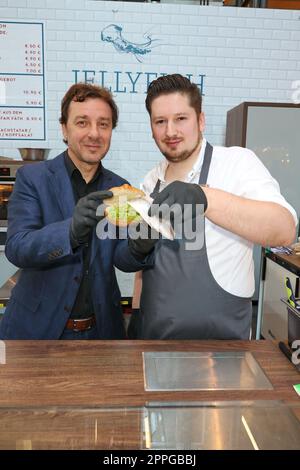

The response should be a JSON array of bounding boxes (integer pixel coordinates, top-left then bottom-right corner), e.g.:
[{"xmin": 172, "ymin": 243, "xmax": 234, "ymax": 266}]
[{"xmin": 141, "ymin": 139, "xmax": 298, "ymax": 297}]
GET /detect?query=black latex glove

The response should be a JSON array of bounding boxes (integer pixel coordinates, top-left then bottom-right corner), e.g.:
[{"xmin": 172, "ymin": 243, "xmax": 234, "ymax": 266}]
[
  {"xmin": 128, "ymin": 222, "xmax": 159, "ymax": 261},
  {"xmin": 70, "ymin": 190, "xmax": 113, "ymax": 246},
  {"xmin": 148, "ymin": 181, "xmax": 207, "ymax": 227}
]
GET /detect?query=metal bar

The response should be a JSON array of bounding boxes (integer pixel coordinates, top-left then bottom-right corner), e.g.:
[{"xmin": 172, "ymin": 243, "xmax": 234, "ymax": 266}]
[{"xmin": 256, "ymin": 249, "xmax": 266, "ymax": 339}]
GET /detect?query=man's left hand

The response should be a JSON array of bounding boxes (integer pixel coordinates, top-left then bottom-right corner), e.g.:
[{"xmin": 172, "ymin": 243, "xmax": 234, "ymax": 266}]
[{"xmin": 128, "ymin": 222, "xmax": 159, "ymax": 260}]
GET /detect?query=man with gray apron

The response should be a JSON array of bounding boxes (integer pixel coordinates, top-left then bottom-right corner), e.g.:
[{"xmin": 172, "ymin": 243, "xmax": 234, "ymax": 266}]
[
  {"xmin": 139, "ymin": 142, "xmax": 252, "ymax": 340},
  {"xmin": 132, "ymin": 74, "xmax": 297, "ymax": 340}
]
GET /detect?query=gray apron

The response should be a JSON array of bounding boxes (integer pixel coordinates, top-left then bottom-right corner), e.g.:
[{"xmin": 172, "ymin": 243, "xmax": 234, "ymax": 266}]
[{"xmin": 139, "ymin": 142, "xmax": 252, "ymax": 340}]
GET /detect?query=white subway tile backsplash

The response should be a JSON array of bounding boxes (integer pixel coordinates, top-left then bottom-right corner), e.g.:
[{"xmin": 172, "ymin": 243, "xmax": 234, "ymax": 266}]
[
  {"xmin": 7, "ymin": 0, "xmax": 26, "ymax": 6},
  {"xmin": 38, "ymin": 10, "xmax": 56, "ymax": 20},
  {"xmin": 2, "ymin": 8, "xmax": 19, "ymax": 17},
  {"xmin": 55, "ymin": 9, "xmax": 76, "ymax": 20},
  {"xmin": 188, "ymin": 15, "xmax": 208, "ymax": 26},
  {"xmin": 291, "ymin": 31, "xmax": 300, "ymax": 41},
  {"xmin": 273, "ymin": 9, "xmax": 296, "ymax": 20},
  {"xmin": 229, "ymin": 27, "xmax": 253, "ymax": 38},
  {"xmin": 254, "ymin": 28, "xmax": 273, "ymax": 39},
  {"xmin": 46, "ymin": 20, "xmax": 66, "ymax": 31},
  {"xmin": 246, "ymin": 17, "xmax": 266, "ymax": 28},
  {"xmin": 280, "ymin": 40, "xmax": 299, "ymax": 51},
  {"xmin": 263, "ymin": 19, "xmax": 282, "ymax": 30},
  {"xmin": 272, "ymin": 29, "xmax": 291, "ymax": 40},
  {"xmin": 45, "ymin": 0, "xmax": 66, "ymax": 8}
]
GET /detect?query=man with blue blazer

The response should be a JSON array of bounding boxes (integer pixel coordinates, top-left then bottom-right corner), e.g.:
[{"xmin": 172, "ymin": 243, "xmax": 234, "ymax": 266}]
[{"xmin": 0, "ymin": 83, "xmax": 154, "ymax": 339}]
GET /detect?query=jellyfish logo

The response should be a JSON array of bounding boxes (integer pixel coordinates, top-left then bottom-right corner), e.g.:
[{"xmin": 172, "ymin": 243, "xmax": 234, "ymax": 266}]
[{"xmin": 101, "ymin": 24, "xmax": 160, "ymax": 63}]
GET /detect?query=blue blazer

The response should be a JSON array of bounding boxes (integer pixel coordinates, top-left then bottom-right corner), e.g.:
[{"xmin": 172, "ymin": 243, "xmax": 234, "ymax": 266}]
[{"xmin": 0, "ymin": 153, "xmax": 145, "ymax": 339}]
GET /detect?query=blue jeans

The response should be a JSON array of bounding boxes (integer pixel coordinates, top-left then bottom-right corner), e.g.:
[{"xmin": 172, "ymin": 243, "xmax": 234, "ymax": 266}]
[{"xmin": 59, "ymin": 324, "xmax": 100, "ymax": 340}]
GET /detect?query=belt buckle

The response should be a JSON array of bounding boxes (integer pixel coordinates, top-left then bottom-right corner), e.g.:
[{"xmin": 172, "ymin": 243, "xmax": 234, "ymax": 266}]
[
  {"xmin": 73, "ymin": 325, "xmax": 82, "ymax": 333},
  {"xmin": 72, "ymin": 320, "xmax": 82, "ymax": 332},
  {"xmin": 73, "ymin": 317, "xmax": 93, "ymax": 332}
]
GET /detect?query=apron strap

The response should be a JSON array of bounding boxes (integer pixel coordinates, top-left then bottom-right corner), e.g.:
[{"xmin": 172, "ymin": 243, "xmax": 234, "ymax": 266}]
[
  {"xmin": 150, "ymin": 178, "xmax": 161, "ymax": 199},
  {"xmin": 198, "ymin": 141, "xmax": 213, "ymax": 185}
]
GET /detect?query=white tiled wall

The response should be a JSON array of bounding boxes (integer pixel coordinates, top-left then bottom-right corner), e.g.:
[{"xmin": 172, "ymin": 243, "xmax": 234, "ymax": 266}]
[{"xmin": 1, "ymin": 0, "xmax": 300, "ymax": 294}]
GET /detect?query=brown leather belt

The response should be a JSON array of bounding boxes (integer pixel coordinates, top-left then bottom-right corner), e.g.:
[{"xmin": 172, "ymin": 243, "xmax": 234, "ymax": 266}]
[{"xmin": 65, "ymin": 315, "xmax": 96, "ymax": 332}]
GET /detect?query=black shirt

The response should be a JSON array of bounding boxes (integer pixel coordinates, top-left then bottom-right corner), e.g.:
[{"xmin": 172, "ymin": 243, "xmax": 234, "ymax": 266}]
[{"xmin": 64, "ymin": 152, "xmax": 102, "ymax": 319}]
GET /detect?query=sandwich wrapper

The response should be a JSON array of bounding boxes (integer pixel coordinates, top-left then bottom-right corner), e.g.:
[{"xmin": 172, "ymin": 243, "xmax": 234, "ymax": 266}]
[{"xmin": 128, "ymin": 194, "xmax": 174, "ymax": 240}]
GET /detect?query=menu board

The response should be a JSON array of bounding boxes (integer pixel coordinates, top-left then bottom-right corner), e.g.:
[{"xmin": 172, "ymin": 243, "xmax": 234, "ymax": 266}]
[{"xmin": 0, "ymin": 21, "xmax": 45, "ymax": 140}]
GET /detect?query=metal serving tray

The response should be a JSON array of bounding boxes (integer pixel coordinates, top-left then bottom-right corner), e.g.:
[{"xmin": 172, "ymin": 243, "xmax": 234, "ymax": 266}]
[{"xmin": 143, "ymin": 351, "xmax": 273, "ymax": 391}]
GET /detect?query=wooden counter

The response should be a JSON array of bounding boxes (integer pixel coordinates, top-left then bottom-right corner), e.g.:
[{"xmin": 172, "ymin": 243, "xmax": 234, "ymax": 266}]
[
  {"xmin": 0, "ymin": 340, "xmax": 299, "ymax": 406},
  {"xmin": 0, "ymin": 340, "xmax": 299, "ymax": 449}
]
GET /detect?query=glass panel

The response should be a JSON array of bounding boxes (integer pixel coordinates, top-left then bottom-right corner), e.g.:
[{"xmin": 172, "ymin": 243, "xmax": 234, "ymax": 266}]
[
  {"xmin": 143, "ymin": 351, "xmax": 273, "ymax": 391},
  {"xmin": 246, "ymin": 106, "xmax": 300, "ymax": 222},
  {"xmin": 0, "ymin": 407, "xmax": 144, "ymax": 450},
  {"xmin": 0, "ymin": 401, "xmax": 299, "ymax": 450},
  {"xmin": 144, "ymin": 401, "xmax": 300, "ymax": 450}
]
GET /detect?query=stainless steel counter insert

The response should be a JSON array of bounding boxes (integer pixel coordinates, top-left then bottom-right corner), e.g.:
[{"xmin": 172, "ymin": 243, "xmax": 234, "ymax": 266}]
[
  {"xmin": 143, "ymin": 400, "xmax": 300, "ymax": 450},
  {"xmin": 143, "ymin": 351, "xmax": 273, "ymax": 391}
]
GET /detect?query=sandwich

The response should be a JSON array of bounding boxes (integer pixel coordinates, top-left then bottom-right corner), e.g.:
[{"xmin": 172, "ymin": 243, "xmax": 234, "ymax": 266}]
[{"xmin": 104, "ymin": 184, "xmax": 145, "ymax": 227}]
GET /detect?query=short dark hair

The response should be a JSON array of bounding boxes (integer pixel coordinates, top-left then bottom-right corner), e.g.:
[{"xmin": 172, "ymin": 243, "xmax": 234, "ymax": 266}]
[
  {"xmin": 145, "ymin": 74, "xmax": 202, "ymax": 117},
  {"xmin": 59, "ymin": 82, "xmax": 118, "ymax": 131}
]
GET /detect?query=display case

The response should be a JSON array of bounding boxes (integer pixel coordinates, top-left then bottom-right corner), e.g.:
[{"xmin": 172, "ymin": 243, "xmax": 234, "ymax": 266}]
[
  {"xmin": 226, "ymin": 102, "xmax": 300, "ymax": 300},
  {"xmin": 1, "ymin": 401, "xmax": 300, "ymax": 450}
]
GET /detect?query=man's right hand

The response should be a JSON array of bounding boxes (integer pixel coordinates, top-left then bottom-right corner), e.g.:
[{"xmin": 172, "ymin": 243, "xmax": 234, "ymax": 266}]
[{"xmin": 70, "ymin": 190, "xmax": 112, "ymax": 246}]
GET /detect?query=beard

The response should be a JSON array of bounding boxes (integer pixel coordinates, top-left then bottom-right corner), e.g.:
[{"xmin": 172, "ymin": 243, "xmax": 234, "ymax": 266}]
[{"xmin": 162, "ymin": 133, "xmax": 202, "ymax": 163}]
